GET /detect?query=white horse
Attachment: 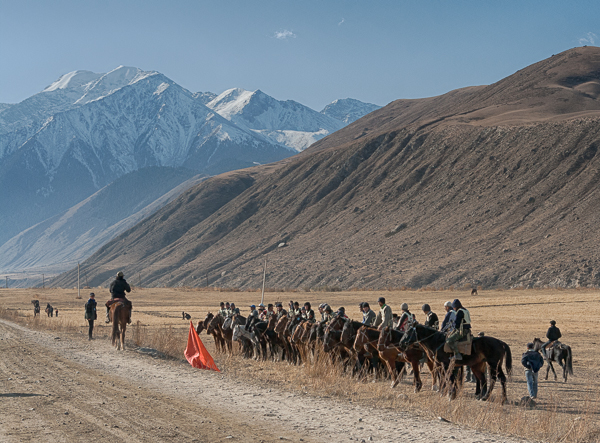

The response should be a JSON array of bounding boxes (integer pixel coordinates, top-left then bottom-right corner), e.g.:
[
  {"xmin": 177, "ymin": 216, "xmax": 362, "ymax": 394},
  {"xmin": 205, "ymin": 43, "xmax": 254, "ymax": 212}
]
[{"xmin": 232, "ymin": 325, "xmax": 261, "ymax": 359}]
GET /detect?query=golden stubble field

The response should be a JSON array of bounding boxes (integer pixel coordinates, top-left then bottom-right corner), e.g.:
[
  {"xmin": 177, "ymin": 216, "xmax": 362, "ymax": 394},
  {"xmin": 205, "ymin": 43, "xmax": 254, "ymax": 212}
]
[{"xmin": 1, "ymin": 286, "xmax": 599, "ymax": 442}]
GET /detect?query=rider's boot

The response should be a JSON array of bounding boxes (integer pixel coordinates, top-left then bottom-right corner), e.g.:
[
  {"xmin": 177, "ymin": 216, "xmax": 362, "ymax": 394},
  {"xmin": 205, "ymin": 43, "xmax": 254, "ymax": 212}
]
[
  {"xmin": 452, "ymin": 352, "xmax": 463, "ymax": 360},
  {"xmin": 105, "ymin": 306, "xmax": 111, "ymax": 323}
]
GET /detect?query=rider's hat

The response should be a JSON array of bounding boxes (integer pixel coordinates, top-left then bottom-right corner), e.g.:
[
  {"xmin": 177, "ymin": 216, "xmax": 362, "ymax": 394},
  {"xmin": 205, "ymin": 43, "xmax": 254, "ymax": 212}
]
[
  {"xmin": 117, "ymin": 271, "xmax": 124, "ymax": 278},
  {"xmin": 444, "ymin": 301, "xmax": 452, "ymax": 307},
  {"xmin": 401, "ymin": 303, "xmax": 408, "ymax": 311},
  {"xmin": 89, "ymin": 292, "xmax": 95, "ymax": 297},
  {"xmin": 378, "ymin": 297, "xmax": 386, "ymax": 304},
  {"xmin": 421, "ymin": 303, "xmax": 430, "ymax": 312},
  {"xmin": 550, "ymin": 320, "xmax": 556, "ymax": 325},
  {"xmin": 250, "ymin": 305, "xmax": 256, "ymax": 309},
  {"xmin": 275, "ymin": 302, "xmax": 283, "ymax": 307}
]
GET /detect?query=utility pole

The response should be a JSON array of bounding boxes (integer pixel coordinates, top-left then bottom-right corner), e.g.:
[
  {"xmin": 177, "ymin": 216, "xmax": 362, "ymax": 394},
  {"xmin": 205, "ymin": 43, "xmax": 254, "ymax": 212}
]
[
  {"xmin": 261, "ymin": 259, "xmax": 267, "ymax": 305},
  {"xmin": 77, "ymin": 262, "xmax": 81, "ymax": 300},
  {"xmin": 5, "ymin": 276, "xmax": 7, "ymax": 289},
  {"xmin": 42, "ymin": 274, "xmax": 45, "ymax": 289}
]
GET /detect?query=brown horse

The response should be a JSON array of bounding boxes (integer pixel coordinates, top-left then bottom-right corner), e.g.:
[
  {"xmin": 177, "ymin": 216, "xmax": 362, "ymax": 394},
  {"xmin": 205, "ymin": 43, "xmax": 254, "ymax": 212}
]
[
  {"xmin": 377, "ymin": 326, "xmax": 437, "ymax": 392},
  {"xmin": 110, "ymin": 301, "xmax": 130, "ymax": 351},
  {"xmin": 206, "ymin": 314, "xmax": 226, "ymax": 353}
]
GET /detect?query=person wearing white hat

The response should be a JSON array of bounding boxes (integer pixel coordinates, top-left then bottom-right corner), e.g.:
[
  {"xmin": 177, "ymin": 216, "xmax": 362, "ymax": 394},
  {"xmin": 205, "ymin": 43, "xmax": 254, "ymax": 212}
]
[{"xmin": 440, "ymin": 301, "xmax": 456, "ymax": 333}]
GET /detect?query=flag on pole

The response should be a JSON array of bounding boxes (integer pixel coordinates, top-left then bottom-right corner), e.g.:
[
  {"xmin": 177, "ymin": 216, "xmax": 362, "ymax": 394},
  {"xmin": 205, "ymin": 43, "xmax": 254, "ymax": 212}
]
[{"xmin": 184, "ymin": 321, "xmax": 220, "ymax": 372}]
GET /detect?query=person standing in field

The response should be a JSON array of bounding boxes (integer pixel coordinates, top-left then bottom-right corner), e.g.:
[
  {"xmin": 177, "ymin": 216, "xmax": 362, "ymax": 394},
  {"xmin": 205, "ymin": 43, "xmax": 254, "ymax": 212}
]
[
  {"xmin": 85, "ymin": 293, "xmax": 97, "ymax": 340},
  {"xmin": 374, "ymin": 297, "xmax": 393, "ymax": 330},
  {"xmin": 521, "ymin": 342, "xmax": 544, "ymax": 399}
]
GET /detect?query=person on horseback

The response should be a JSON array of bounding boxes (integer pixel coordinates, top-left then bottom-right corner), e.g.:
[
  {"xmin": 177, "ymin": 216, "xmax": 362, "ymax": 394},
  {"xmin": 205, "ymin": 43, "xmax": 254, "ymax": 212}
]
[
  {"xmin": 445, "ymin": 299, "xmax": 471, "ymax": 360},
  {"xmin": 361, "ymin": 302, "xmax": 376, "ymax": 326},
  {"xmin": 218, "ymin": 302, "xmax": 228, "ymax": 318},
  {"xmin": 521, "ymin": 342, "xmax": 544, "ymax": 399},
  {"xmin": 319, "ymin": 304, "xmax": 333, "ymax": 325},
  {"xmin": 422, "ymin": 304, "xmax": 439, "ymax": 330},
  {"xmin": 335, "ymin": 307, "xmax": 349, "ymax": 320},
  {"xmin": 302, "ymin": 302, "xmax": 315, "ymax": 322},
  {"xmin": 225, "ymin": 302, "xmax": 232, "ymax": 316},
  {"xmin": 397, "ymin": 303, "xmax": 415, "ymax": 332},
  {"xmin": 265, "ymin": 303, "xmax": 275, "ymax": 319},
  {"xmin": 290, "ymin": 301, "xmax": 301, "ymax": 318},
  {"xmin": 105, "ymin": 271, "xmax": 132, "ymax": 324},
  {"xmin": 374, "ymin": 297, "xmax": 393, "ymax": 330},
  {"xmin": 275, "ymin": 302, "xmax": 288, "ymax": 320},
  {"xmin": 258, "ymin": 303, "xmax": 266, "ymax": 320},
  {"xmin": 542, "ymin": 320, "xmax": 562, "ymax": 358},
  {"xmin": 441, "ymin": 300, "xmax": 456, "ymax": 333},
  {"xmin": 85, "ymin": 292, "xmax": 97, "ymax": 340}
]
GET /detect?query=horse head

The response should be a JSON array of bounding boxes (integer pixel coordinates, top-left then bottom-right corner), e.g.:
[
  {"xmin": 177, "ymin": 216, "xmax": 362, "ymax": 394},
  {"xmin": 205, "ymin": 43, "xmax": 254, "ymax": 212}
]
[{"xmin": 398, "ymin": 325, "xmax": 418, "ymax": 351}]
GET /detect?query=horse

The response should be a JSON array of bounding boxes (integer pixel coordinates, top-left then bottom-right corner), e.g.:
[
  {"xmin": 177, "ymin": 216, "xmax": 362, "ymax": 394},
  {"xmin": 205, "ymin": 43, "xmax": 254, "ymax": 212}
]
[
  {"xmin": 399, "ymin": 324, "xmax": 512, "ymax": 403},
  {"xmin": 232, "ymin": 325, "xmax": 258, "ymax": 358},
  {"xmin": 205, "ymin": 314, "xmax": 226, "ymax": 353},
  {"xmin": 533, "ymin": 338, "xmax": 573, "ymax": 382},
  {"xmin": 351, "ymin": 325, "xmax": 390, "ymax": 379},
  {"xmin": 45, "ymin": 303, "xmax": 54, "ymax": 317},
  {"xmin": 471, "ymin": 288, "xmax": 478, "ymax": 296},
  {"xmin": 377, "ymin": 326, "xmax": 437, "ymax": 392},
  {"xmin": 31, "ymin": 300, "xmax": 40, "ymax": 317},
  {"xmin": 196, "ymin": 312, "xmax": 213, "ymax": 335},
  {"xmin": 110, "ymin": 301, "xmax": 130, "ymax": 351}
]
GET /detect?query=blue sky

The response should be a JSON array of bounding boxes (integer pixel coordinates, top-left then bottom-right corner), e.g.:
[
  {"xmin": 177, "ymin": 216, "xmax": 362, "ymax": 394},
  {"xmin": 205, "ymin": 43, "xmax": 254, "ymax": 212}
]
[{"xmin": 0, "ymin": 0, "xmax": 598, "ymax": 110}]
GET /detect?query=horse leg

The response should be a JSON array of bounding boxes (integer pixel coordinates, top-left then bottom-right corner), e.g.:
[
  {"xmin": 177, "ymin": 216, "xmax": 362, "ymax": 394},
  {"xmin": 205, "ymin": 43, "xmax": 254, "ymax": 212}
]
[
  {"xmin": 121, "ymin": 323, "xmax": 126, "ymax": 351},
  {"xmin": 411, "ymin": 358, "xmax": 423, "ymax": 393},
  {"xmin": 549, "ymin": 360, "xmax": 557, "ymax": 381},
  {"xmin": 379, "ymin": 351, "xmax": 397, "ymax": 386}
]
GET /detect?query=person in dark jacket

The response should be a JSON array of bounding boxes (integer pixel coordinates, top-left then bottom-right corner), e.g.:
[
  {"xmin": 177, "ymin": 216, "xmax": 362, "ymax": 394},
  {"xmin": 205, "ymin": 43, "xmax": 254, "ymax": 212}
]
[
  {"xmin": 303, "ymin": 302, "xmax": 315, "ymax": 322},
  {"xmin": 105, "ymin": 271, "xmax": 132, "ymax": 324},
  {"xmin": 422, "ymin": 304, "xmax": 439, "ymax": 330},
  {"xmin": 85, "ymin": 293, "xmax": 97, "ymax": 340},
  {"xmin": 445, "ymin": 299, "xmax": 471, "ymax": 360},
  {"xmin": 361, "ymin": 302, "xmax": 377, "ymax": 327},
  {"xmin": 521, "ymin": 342, "xmax": 544, "ymax": 399},
  {"xmin": 542, "ymin": 320, "xmax": 562, "ymax": 358},
  {"xmin": 440, "ymin": 301, "xmax": 456, "ymax": 333}
]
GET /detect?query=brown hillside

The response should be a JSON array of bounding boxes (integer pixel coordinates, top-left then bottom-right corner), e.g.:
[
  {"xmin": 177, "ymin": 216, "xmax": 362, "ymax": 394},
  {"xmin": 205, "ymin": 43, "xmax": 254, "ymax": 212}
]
[{"xmin": 55, "ymin": 47, "xmax": 600, "ymax": 289}]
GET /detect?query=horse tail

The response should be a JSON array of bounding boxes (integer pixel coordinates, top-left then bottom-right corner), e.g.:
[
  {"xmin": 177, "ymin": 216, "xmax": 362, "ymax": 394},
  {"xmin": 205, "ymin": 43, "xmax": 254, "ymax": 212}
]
[
  {"xmin": 111, "ymin": 304, "xmax": 120, "ymax": 346},
  {"xmin": 503, "ymin": 341, "xmax": 512, "ymax": 377},
  {"xmin": 566, "ymin": 345, "xmax": 574, "ymax": 376}
]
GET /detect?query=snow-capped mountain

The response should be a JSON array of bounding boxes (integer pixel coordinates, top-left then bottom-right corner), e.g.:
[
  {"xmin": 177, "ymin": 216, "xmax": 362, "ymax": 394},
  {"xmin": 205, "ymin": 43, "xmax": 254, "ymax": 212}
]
[
  {"xmin": 206, "ymin": 88, "xmax": 345, "ymax": 152},
  {"xmin": 320, "ymin": 98, "xmax": 381, "ymax": 124},
  {"xmin": 0, "ymin": 68, "xmax": 293, "ymax": 245},
  {"xmin": 0, "ymin": 66, "xmax": 381, "ymax": 272}
]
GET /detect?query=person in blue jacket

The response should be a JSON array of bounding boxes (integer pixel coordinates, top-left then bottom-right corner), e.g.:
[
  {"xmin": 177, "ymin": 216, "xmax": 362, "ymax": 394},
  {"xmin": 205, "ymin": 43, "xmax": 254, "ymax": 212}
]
[{"xmin": 521, "ymin": 342, "xmax": 544, "ymax": 399}]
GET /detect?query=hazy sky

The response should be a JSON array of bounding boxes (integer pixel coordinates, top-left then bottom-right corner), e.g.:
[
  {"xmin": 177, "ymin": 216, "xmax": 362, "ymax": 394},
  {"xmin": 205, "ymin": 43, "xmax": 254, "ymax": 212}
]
[{"xmin": 1, "ymin": 0, "xmax": 598, "ymax": 110}]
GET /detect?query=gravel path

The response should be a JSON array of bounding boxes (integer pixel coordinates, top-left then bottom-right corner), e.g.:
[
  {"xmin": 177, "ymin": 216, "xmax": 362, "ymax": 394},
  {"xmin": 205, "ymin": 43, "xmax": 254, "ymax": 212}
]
[{"xmin": 0, "ymin": 319, "xmax": 529, "ymax": 443}]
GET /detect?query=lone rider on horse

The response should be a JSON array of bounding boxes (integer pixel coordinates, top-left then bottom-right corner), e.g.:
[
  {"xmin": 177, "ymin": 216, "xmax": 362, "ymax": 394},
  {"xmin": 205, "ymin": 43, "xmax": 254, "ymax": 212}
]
[
  {"xmin": 445, "ymin": 299, "xmax": 471, "ymax": 360},
  {"xmin": 105, "ymin": 271, "xmax": 132, "ymax": 324},
  {"xmin": 542, "ymin": 320, "xmax": 562, "ymax": 358}
]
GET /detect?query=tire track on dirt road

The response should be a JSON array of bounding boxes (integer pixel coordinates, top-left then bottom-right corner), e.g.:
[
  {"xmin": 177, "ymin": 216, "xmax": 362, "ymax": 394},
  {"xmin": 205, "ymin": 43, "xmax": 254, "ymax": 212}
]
[{"xmin": 0, "ymin": 319, "xmax": 528, "ymax": 443}]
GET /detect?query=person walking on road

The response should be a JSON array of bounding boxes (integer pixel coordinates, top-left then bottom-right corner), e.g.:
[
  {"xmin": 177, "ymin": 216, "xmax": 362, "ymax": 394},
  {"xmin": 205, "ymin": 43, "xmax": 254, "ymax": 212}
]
[
  {"xmin": 521, "ymin": 342, "xmax": 544, "ymax": 399},
  {"xmin": 85, "ymin": 293, "xmax": 97, "ymax": 340}
]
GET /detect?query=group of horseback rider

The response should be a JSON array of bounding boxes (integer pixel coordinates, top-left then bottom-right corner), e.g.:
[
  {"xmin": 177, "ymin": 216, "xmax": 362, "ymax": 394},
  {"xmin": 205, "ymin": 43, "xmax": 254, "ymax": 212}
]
[{"xmin": 214, "ymin": 296, "xmax": 474, "ymax": 360}]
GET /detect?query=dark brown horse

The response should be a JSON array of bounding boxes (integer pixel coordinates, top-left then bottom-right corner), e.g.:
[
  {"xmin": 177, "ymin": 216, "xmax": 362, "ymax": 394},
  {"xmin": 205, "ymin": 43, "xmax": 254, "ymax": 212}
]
[
  {"xmin": 31, "ymin": 300, "xmax": 40, "ymax": 317},
  {"xmin": 533, "ymin": 338, "xmax": 573, "ymax": 382},
  {"xmin": 110, "ymin": 301, "xmax": 130, "ymax": 351},
  {"xmin": 400, "ymin": 324, "xmax": 512, "ymax": 403},
  {"xmin": 45, "ymin": 303, "xmax": 54, "ymax": 317},
  {"xmin": 206, "ymin": 314, "xmax": 226, "ymax": 353}
]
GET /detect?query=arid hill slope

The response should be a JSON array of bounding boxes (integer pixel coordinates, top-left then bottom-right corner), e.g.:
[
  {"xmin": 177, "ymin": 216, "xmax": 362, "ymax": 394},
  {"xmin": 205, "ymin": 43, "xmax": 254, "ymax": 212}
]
[{"xmin": 55, "ymin": 47, "xmax": 600, "ymax": 289}]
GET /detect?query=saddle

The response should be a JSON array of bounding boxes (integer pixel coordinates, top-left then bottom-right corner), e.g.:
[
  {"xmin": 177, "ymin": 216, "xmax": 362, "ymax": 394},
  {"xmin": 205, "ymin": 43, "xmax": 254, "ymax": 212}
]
[{"xmin": 444, "ymin": 332, "xmax": 473, "ymax": 355}]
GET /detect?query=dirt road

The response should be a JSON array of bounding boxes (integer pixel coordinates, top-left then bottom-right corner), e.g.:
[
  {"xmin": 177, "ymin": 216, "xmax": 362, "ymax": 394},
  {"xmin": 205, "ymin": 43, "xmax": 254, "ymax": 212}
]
[{"xmin": 0, "ymin": 319, "xmax": 526, "ymax": 443}]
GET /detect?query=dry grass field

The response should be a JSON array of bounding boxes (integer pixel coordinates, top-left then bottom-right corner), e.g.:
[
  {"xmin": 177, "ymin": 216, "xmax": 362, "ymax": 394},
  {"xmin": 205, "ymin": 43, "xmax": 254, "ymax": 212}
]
[{"xmin": 1, "ymin": 286, "xmax": 599, "ymax": 442}]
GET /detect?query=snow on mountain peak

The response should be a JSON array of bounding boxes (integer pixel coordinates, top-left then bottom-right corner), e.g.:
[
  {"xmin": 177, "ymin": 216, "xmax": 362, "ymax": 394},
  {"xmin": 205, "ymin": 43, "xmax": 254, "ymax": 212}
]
[{"xmin": 43, "ymin": 70, "xmax": 103, "ymax": 92}]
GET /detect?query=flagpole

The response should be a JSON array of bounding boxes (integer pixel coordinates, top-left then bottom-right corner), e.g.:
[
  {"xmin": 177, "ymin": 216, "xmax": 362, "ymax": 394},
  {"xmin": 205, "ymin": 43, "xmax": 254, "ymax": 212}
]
[{"xmin": 260, "ymin": 259, "xmax": 267, "ymax": 305}]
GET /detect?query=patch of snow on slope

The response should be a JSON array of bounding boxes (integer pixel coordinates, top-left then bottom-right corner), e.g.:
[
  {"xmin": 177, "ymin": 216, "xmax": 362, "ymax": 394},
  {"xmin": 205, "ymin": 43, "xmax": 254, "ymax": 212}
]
[{"xmin": 153, "ymin": 82, "xmax": 170, "ymax": 95}]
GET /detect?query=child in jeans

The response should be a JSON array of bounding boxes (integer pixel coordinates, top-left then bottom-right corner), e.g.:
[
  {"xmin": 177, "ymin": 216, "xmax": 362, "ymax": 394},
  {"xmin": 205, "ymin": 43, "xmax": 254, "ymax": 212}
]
[{"xmin": 521, "ymin": 342, "xmax": 544, "ymax": 399}]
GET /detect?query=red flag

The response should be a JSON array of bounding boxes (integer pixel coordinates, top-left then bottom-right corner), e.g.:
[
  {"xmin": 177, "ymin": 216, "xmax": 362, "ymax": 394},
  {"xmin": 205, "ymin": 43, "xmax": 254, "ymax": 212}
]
[{"xmin": 184, "ymin": 321, "xmax": 220, "ymax": 372}]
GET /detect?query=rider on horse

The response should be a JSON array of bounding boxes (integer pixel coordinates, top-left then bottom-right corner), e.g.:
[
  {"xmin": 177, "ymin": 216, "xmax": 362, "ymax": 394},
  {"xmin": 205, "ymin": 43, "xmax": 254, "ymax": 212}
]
[
  {"xmin": 302, "ymin": 302, "xmax": 315, "ymax": 322},
  {"xmin": 422, "ymin": 304, "xmax": 439, "ymax": 330},
  {"xmin": 374, "ymin": 297, "xmax": 393, "ymax": 330},
  {"xmin": 397, "ymin": 303, "xmax": 415, "ymax": 332},
  {"xmin": 440, "ymin": 300, "xmax": 456, "ymax": 333},
  {"xmin": 275, "ymin": 302, "xmax": 288, "ymax": 320},
  {"xmin": 105, "ymin": 271, "xmax": 132, "ymax": 324},
  {"xmin": 218, "ymin": 302, "xmax": 228, "ymax": 318},
  {"xmin": 361, "ymin": 302, "xmax": 377, "ymax": 327},
  {"xmin": 542, "ymin": 320, "xmax": 562, "ymax": 358},
  {"xmin": 445, "ymin": 299, "xmax": 471, "ymax": 360}
]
